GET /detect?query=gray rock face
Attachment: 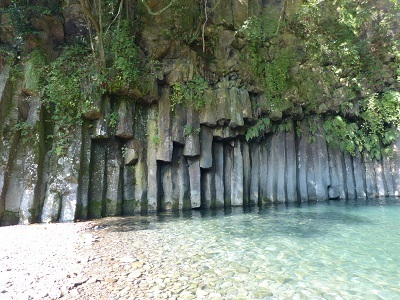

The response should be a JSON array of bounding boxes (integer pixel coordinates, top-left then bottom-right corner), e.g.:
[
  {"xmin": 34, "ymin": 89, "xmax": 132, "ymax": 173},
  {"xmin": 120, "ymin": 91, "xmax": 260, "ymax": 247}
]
[
  {"xmin": 231, "ymin": 139, "xmax": 243, "ymax": 206},
  {"xmin": 157, "ymin": 88, "xmax": 173, "ymax": 162},
  {"xmin": 188, "ymin": 158, "xmax": 201, "ymax": 208},
  {"xmin": 2, "ymin": 61, "xmax": 400, "ymax": 224},
  {"xmin": 249, "ymin": 143, "xmax": 260, "ymax": 206},
  {"xmin": 42, "ymin": 127, "xmax": 83, "ymax": 223},
  {"xmin": 213, "ymin": 142, "xmax": 225, "ymax": 208},
  {"xmin": 116, "ymin": 99, "xmax": 134, "ymax": 139}
]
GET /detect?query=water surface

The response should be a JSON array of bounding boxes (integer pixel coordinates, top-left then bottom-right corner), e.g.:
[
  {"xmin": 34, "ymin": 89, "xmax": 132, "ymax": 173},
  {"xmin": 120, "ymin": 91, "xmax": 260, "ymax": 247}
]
[{"xmin": 102, "ymin": 199, "xmax": 400, "ymax": 299}]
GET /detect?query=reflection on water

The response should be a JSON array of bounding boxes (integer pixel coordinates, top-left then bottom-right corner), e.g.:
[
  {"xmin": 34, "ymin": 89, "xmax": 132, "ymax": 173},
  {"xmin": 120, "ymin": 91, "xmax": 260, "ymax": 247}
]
[{"xmin": 97, "ymin": 199, "xmax": 400, "ymax": 299}]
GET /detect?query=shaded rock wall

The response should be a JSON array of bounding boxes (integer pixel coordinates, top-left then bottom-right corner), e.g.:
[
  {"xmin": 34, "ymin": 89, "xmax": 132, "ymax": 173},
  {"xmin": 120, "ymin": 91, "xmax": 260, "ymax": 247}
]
[
  {"xmin": 1, "ymin": 0, "xmax": 400, "ymax": 225},
  {"xmin": 2, "ymin": 63, "xmax": 400, "ymax": 225}
]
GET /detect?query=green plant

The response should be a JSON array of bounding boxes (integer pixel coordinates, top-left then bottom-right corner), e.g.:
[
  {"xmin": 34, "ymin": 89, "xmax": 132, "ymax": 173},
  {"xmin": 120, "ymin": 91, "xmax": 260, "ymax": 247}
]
[
  {"xmin": 0, "ymin": 2, "xmax": 57, "ymax": 53},
  {"xmin": 242, "ymin": 1, "xmax": 400, "ymax": 157},
  {"xmin": 106, "ymin": 21, "xmax": 139, "ymax": 92},
  {"xmin": 324, "ymin": 91, "xmax": 400, "ymax": 159},
  {"xmin": 14, "ymin": 121, "xmax": 33, "ymax": 144},
  {"xmin": 108, "ymin": 111, "xmax": 119, "ymax": 130},
  {"xmin": 245, "ymin": 118, "xmax": 271, "ymax": 141},
  {"xmin": 43, "ymin": 44, "xmax": 103, "ymax": 155},
  {"xmin": 151, "ymin": 134, "xmax": 161, "ymax": 146},
  {"xmin": 24, "ymin": 49, "xmax": 46, "ymax": 94},
  {"xmin": 171, "ymin": 74, "xmax": 208, "ymax": 111},
  {"xmin": 183, "ymin": 125, "xmax": 201, "ymax": 137}
]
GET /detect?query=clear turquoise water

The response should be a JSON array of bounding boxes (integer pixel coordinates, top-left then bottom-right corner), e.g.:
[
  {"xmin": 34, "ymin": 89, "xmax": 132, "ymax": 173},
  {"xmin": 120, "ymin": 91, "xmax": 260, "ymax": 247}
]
[{"xmin": 109, "ymin": 199, "xmax": 400, "ymax": 299}]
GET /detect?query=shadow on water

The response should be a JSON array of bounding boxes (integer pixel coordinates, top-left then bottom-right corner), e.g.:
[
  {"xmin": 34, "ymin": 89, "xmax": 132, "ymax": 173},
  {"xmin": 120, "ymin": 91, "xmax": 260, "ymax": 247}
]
[{"xmin": 92, "ymin": 198, "xmax": 396, "ymax": 234}]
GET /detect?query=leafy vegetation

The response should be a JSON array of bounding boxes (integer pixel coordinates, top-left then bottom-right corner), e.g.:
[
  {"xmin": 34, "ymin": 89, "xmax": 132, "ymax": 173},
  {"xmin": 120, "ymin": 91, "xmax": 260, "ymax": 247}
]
[
  {"xmin": 243, "ymin": 0, "xmax": 400, "ymax": 159},
  {"xmin": 171, "ymin": 74, "xmax": 208, "ymax": 111},
  {"xmin": 183, "ymin": 124, "xmax": 201, "ymax": 137}
]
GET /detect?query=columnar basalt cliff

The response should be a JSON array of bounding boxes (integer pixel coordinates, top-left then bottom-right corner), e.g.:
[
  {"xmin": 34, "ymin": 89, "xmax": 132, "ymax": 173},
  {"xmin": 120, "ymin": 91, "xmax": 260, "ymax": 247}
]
[{"xmin": 1, "ymin": 0, "xmax": 400, "ymax": 225}]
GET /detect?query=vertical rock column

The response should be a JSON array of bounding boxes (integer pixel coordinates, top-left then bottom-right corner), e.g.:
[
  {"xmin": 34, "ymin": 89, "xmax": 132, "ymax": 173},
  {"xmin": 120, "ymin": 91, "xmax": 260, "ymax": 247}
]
[
  {"xmin": 389, "ymin": 138, "xmax": 400, "ymax": 196},
  {"xmin": 88, "ymin": 142, "xmax": 107, "ymax": 219},
  {"xmin": 285, "ymin": 126, "xmax": 297, "ymax": 202},
  {"xmin": 249, "ymin": 143, "xmax": 260, "ymax": 206},
  {"xmin": 353, "ymin": 152, "xmax": 366, "ymax": 198},
  {"xmin": 259, "ymin": 142, "xmax": 269, "ymax": 203},
  {"xmin": 146, "ymin": 106, "xmax": 160, "ymax": 211},
  {"xmin": 18, "ymin": 97, "xmax": 45, "ymax": 224},
  {"xmin": 231, "ymin": 139, "xmax": 244, "ymax": 206},
  {"xmin": 327, "ymin": 146, "xmax": 347, "ymax": 199},
  {"xmin": 132, "ymin": 105, "xmax": 149, "ymax": 213},
  {"xmin": 242, "ymin": 142, "xmax": 251, "ymax": 206},
  {"xmin": 184, "ymin": 107, "xmax": 201, "ymax": 209},
  {"xmin": 104, "ymin": 139, "xmax": 123, "ymax": 216},
  {"xmin": 76, "ymin": 121, "xmax": 92, "ymax": 219},
  {"xmin": 213, "ymin": 142, "xmax": 225, "ymax": 208},
  {"xmin": 42, "ymin": 127, "xmax": 83, "ymax": 223},
  {"xmin": 200, "ymin": 126, "xmax": 214, "ymax": 208}
]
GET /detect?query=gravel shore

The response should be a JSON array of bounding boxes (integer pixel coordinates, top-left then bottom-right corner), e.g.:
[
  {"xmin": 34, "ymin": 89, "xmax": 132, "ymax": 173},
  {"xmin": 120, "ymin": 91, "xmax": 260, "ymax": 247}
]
[
  {"xmin": 0, "ymin": 220, "xmax": 158, "ymax": 300},
  {"xmin": 0, "ymin": 217, "xmax": 222, "ymax": 300}
]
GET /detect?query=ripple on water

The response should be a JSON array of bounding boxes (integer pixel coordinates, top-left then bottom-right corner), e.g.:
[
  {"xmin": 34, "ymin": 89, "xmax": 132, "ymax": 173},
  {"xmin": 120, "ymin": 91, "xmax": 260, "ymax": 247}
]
[{"xmin": 97, "ymin": 199, "xmax": 400, "ymax": 299}]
